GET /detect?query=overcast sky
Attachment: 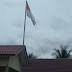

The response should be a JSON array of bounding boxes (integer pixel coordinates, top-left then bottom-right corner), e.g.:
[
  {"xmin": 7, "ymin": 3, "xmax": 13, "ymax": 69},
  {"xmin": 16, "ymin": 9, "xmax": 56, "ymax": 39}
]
[{"xmin": 0, "ymin": 0, "xmax": 72, "ymax": 58}]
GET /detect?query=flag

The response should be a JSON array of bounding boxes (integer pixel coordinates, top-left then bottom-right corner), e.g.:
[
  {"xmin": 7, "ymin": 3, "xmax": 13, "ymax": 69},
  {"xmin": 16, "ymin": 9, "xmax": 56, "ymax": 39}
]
[{"xmin": 26, "ymin": 1, "xmax": 36, "ymax": 25}]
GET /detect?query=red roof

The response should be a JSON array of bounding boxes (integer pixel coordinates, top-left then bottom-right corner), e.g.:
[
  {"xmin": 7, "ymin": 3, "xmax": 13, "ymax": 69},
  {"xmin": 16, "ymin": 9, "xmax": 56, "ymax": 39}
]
[
  {"xmin": 0, "ymin": 45, "xmax": 23, "ymax": 55},
  {"xmin": 23, "ymin": 59, "xmax": 72, "ymax": 72}
]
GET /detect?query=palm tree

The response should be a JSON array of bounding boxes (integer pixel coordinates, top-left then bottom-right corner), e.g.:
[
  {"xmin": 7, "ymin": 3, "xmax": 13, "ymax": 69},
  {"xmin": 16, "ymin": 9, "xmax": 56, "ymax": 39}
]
[
  {"xmin": 28, "ymin": 53, "xmax": 37, "ymax": 59},
  {"xmin": 52, "ymin": 45, "xmax": 72, "ymax": 58}
]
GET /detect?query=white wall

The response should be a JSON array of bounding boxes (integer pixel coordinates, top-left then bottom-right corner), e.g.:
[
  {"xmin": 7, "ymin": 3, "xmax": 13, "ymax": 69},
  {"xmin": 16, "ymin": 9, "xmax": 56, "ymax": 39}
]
[{"xmin": 8, "ymin": 56, "xmax": 20, "ymax": 72}]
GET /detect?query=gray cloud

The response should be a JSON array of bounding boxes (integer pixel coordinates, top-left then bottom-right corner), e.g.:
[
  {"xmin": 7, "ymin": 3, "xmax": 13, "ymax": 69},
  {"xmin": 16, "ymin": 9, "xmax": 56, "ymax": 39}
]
[
  {"xmin": 1, "ymin": 0, "xmax": 72, "ymax": 58},
  {"xmin": 50, "ymin": 16, "xmax": 72, "ymax": 32},
  {"xmin": 6, "ymin": 40, "xmax": 17, "ymax": 45},
  {"xmin": 12, "ymin": 19, "xmax": 23, "ymax": 28},
  {"xmin": 0, "ymin": 39, "xmax": 17, "ymax": 45}
]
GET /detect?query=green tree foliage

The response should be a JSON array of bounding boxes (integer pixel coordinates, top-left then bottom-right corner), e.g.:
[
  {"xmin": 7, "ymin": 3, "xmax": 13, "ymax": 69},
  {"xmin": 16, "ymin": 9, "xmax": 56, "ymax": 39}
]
[
  {"xmin": 28, "ymin": 53, "xmax": 37, "ymax": 59},
  {"xmin": 52, "ymin": 45, "xmax": 72, "ymax": 58}
]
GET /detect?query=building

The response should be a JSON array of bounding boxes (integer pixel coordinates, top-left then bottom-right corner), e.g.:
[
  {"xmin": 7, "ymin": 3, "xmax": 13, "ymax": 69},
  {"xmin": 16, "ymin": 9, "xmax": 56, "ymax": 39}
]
[
  {"xmin": 0, "ymin": 45, "xmax": 72, "ymax": 72},
  {"xmin": 23, "ymin": 59, "xmax": 72, "ymax": 72},
  {"xmin": 0, "ymin": 45, "xmax": 28, "ymax": 72}
]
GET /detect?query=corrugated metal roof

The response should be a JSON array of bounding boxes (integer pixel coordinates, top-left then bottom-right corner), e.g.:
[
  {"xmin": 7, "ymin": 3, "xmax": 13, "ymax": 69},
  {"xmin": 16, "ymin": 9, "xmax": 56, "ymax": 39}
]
[
  {"xmin": 23, "ymin": 59, "xmax": 72, "ymax": 72},
  {"xmin": 0, "ymin": 45, "xmax": 23, "ymax": 55}
]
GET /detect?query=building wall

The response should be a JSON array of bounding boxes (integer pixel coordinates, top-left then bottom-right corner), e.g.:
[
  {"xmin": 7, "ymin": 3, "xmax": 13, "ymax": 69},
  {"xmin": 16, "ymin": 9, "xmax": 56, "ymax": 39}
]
[
  {"xmin": 0, "ymin": 57, "xmax": 9, "ymax": 66},
  {"xmin": 8, "ymin": 56, "xmax": 20, "ymax": 72}
]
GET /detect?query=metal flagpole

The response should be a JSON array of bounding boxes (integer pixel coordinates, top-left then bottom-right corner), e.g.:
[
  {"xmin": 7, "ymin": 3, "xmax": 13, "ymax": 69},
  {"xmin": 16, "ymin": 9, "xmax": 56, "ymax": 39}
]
[
  {"xmin": 21, "ymin": 1, "xmax": 27, "ymax": 72},
  {"xmin": 23, "ymin": 1, "xmax": 27, "ymax": 45}
]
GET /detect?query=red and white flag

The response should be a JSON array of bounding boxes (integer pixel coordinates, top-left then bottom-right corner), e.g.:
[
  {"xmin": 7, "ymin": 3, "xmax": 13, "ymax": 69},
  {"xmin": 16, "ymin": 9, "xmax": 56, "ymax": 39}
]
[{"xmin": 26, "ymin": 1, "xmax": 36, "ymax": 25}]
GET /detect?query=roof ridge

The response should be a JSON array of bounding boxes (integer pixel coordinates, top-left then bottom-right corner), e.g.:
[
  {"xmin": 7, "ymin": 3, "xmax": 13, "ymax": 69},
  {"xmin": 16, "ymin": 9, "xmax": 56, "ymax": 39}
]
[
  {"xmin": 0, "ymin": 45, "xmax": 23, "ymax": 46},
  {"xmin": 29, "ymin": 58, "xmax": 72, "ymax": 60},
  {"xmin": 0, "ymin": 44, "xmax": 23, "ymax": 45}
]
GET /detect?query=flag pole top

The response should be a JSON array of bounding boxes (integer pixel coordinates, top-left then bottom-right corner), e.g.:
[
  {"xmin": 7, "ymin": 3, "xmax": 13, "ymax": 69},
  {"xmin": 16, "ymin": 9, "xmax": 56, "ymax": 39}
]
[{"xmin": 26, "ymin": 1, "xmax": 27, "ymax": 4}]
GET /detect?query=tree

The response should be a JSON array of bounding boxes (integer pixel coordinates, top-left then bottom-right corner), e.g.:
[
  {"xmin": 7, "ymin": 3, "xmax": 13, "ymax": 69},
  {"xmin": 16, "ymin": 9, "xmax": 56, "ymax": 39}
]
[
  {"xmin": 52, "ymin": 45, "xmax": 72, "ymax": 58},
  {"xmin": 28, "ymin": 53, "xmax": 37, "ymax": 59}
]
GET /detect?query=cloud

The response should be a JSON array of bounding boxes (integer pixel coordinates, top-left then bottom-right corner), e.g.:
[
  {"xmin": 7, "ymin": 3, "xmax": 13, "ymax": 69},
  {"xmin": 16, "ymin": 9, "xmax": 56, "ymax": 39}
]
[
  {"xmin": 0, "ymin": 39, "xmax": 17, "ymax": 45},
  {"xmin": 24, "ymin": 35, "xmax": 61, "ymax": 58},
  {"xmin": 6, "ymin": 39, "xmax": 17, "ymax": 45},
  {"xmin": 1, "ymin": 0, "xmax": 72, "ymax": 59},
  {"xmin": 34, "ymin": 38, "xmax": 72, "ymax": 58},
  {"xmin": 12, "ymin": 19, "xmax": 23, "ymax": 28},
  {"xmin": 50, "ymin": 16, "xmax": 72, "ymax": 33},
  {"xmin": 23, "ymin": 32, "xmax": 72, "ymax": 58}
]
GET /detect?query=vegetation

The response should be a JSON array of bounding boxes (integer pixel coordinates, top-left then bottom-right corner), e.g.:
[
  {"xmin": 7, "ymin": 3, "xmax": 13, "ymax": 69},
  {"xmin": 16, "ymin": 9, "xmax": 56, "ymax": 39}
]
[
  {"xmin": 52, "ymin": 45, "xmax": 72, "ymax": 58},
  {"xmin": 28, "ymin": 53, "xmax": 37, "ymax": 59}
]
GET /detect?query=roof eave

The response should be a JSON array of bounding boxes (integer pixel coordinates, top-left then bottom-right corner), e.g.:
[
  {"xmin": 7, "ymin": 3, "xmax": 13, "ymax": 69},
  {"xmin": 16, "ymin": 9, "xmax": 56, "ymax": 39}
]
[{"xmin": 0, "ymin": 54, "xmax": 15, "ymax": 56}]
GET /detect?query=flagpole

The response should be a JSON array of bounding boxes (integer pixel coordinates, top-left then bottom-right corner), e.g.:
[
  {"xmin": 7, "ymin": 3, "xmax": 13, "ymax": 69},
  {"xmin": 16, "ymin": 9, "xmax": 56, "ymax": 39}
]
[
  {"xmin": 23, "ymin": 1, "xmax": 27, "ymax": 45},
  {"xmin": 21, "ymin": 1, "xmax": 27, "ymax": 72}
]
